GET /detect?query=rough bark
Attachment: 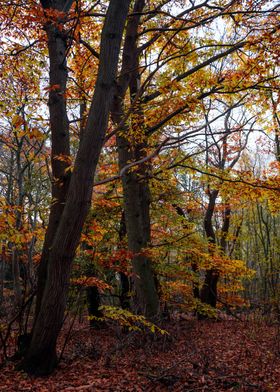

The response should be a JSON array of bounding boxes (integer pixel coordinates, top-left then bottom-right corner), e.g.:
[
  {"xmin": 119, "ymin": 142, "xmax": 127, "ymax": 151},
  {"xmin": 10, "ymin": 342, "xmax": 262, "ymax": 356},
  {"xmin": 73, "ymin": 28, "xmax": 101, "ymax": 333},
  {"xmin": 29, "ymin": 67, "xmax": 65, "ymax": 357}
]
[
  {"xmin": 20, "ymin": 0, "xmax": 130, "ymax": 375},
  {"xmin": 119, "ymin": 149, "xmax": 159, "ymax": 318},
  {"xmin": 35, "ymin": 0, "xmax": 72, "ymax": 320},
  {"xmin": 112, "ymin": 0, "xmax": 159, "ymax": 319}
]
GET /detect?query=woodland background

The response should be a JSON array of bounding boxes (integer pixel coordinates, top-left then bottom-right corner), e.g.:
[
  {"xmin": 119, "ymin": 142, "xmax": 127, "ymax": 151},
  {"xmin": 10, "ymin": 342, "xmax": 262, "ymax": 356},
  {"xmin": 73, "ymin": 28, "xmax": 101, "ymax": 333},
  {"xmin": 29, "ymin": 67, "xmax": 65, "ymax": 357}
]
[{"xmin": 0, "ymin": 0, "xmax": 280, "ymax": 389}]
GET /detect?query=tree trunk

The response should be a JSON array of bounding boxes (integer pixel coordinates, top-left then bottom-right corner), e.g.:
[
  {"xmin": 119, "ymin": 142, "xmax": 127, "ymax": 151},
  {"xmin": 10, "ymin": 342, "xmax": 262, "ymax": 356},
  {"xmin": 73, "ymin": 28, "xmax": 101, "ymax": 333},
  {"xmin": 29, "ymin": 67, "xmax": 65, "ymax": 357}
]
[
  {"xmin": 200, "ymin": 269, "xmax": 219, "ymax": 308},
  {"xmin": 112, "ymin": 0, "xmax": 159, "ymax": 319},
  {"xmin": 119, "ymin": 147, "xmax": 159, "ymax": 318},
  {"xmin": 201, "ymin": 201, "xmax": 231, "ymax": 308},
  {"xmin": 200, "ymin": 189, "xmax": 219, "ymax": 308},
  {"xmin": 20, "ymin": 0, "xmax": 130, "ymax": 376},
  {"xmin": 87, "ymin": 286, "xmax": 102, "ymax": 327},
  {"xmin": 83, "ymin": 257, "xmax": 103, "ymax": 328},
  {"xmin": 35, "ymin": 0, "xmax": 72, "ymax": 320}
]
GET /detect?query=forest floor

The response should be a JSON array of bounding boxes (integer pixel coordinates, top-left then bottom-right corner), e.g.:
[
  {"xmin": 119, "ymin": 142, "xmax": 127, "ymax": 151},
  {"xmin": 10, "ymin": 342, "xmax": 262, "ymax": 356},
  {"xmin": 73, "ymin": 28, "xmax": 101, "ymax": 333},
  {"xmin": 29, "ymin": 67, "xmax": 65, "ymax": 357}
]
[{"xmin": 1, "ymin": 316, "xmax": 280, "ymax": 391}]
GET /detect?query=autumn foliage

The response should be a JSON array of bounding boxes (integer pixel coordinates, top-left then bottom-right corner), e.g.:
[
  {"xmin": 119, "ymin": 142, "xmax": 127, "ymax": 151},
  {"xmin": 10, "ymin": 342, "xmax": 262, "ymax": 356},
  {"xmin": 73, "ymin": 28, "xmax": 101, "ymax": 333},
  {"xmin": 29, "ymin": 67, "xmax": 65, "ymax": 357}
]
[{"xmin": 0, "ymin": 0, "xmax": 280, "ymax": 388}]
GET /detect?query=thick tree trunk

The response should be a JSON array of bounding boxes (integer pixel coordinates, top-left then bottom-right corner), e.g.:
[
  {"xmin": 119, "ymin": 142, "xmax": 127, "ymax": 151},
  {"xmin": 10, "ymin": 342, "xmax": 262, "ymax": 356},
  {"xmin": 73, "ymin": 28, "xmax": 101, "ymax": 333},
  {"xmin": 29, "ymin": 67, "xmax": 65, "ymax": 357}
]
[
  {"xmin": 200, "ymin": 269, "xmax": 219, "ymax": 308},
  {"xmin": 201, "ymin": 200, "xmax": 231, "ymax": 308},
  {"xmin": 35, "ymin": 1, "xmax": 72, "ymax": 319},
  {"xmin": 20, "ymin": 0, "xmax": 130, "ymax": 376},
  {"xmin": 112, "ymin": 0, "xmax": 159, "ymax": 319},
  {"xmin": 87, "ymin": 286, "xmax": 102, "ymax": 327},
  {"xmin": 119, "ymin": 143, "xmax": 159, "ymax": 318},
  {"xmin": 200, "ymin": 189, "xmax": 219, "ymax": 308}
]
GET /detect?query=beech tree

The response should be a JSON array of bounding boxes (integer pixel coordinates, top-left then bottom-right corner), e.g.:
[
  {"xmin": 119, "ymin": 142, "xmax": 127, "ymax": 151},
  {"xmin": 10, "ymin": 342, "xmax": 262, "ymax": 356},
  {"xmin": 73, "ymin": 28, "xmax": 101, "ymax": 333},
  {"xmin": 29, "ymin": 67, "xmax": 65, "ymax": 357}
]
[
  {"xmin": 18, "ymin": 0, "xmax": 131, "ymax": 375},
  {"xmin": 111, "ymin": 0, "xmax": 160, "ymax": 320}
]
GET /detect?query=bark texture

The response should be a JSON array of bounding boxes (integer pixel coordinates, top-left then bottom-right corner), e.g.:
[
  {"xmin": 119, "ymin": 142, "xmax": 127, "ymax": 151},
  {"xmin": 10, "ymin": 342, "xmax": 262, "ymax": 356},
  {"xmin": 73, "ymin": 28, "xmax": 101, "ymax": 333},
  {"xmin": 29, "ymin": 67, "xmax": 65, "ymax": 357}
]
[
  {"xmin": 35, "ymin": 0, "xmax": 72, "ymax": 320},
  {"xmin": 20, "ymin": 0, "xmax": 131, "ymax": 375},
  {"xmin": 112, "ymin": 0, "xmax": 159, "ymax": 319}
]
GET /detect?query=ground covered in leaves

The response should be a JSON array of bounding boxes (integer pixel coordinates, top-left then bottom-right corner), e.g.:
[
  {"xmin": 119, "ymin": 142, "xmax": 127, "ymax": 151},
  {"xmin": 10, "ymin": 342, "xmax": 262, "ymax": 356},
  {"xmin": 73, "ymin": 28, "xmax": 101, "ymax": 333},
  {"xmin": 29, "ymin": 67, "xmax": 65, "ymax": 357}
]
[{"xmin": 1, "ymin": 317, "xmax": 280, "ymax": 391}]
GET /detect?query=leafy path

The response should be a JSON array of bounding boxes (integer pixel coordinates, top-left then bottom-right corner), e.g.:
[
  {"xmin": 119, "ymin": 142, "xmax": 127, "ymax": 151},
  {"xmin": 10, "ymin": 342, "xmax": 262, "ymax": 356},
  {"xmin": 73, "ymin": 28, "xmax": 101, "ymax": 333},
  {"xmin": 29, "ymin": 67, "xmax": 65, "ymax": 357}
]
[{"xmin": 1, "ymin": 319, "xmax": 280, "ymax": 391}]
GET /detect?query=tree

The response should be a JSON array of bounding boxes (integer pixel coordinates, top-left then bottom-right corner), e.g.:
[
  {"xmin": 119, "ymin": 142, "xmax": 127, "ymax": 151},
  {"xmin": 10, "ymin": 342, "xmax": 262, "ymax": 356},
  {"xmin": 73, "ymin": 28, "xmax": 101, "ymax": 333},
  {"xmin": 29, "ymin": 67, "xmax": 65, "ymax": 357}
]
[
  {"xmin": 111, "ymin": 0, "xmax": 160, "ymax": 320},
  {"xmin": 34, "ymin": 0, "xmax": 73, "ymax": 321},
  {"xmin": 19, "ymin": 0, "xmax": 131, "ymax": 375},
  {"xmin": 200, "ymin": 100, "xmax": 253, "ymax": 308}
]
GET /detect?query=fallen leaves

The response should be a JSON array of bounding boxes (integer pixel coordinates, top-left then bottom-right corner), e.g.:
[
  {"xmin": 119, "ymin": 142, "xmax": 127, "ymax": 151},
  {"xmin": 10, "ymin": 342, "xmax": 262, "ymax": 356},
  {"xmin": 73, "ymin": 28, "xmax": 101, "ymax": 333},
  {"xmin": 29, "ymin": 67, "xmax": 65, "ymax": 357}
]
[{"xmin": 1, "ymin": 319, "xmax": 280, "ymax": 391}]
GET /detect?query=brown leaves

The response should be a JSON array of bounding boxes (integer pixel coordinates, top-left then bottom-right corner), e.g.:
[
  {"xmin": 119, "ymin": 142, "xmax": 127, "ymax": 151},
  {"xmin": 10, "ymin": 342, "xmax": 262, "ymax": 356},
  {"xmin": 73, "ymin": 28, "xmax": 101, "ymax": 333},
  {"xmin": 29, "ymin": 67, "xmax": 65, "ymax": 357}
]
[{"xmin": 1, "ymin": 319, "xmax": 280, "ymax": 391}]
